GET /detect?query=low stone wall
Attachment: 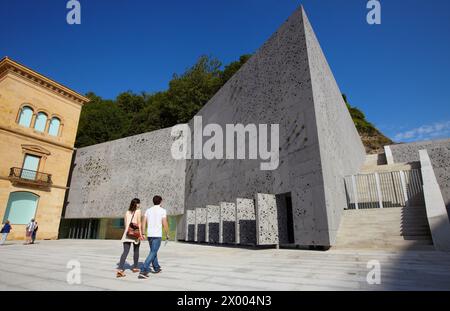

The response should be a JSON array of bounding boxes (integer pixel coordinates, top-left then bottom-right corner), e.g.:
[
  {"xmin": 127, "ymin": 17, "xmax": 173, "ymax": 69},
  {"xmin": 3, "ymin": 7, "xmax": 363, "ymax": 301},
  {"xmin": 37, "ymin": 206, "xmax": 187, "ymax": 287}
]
[
  {"xmin": 387, "ymin": 139, "xmax": 450, "ymax": 218},
  {"xmin": 388, "ymin": 138, "xmax": 450, "ymax": 163},
  {"xmin": 428, "ymin": 146, "xmax": 450, "ymax": 216},
  {"xmin": 419, "ymin": 150, "xmax": 450, "ymax": 251}
]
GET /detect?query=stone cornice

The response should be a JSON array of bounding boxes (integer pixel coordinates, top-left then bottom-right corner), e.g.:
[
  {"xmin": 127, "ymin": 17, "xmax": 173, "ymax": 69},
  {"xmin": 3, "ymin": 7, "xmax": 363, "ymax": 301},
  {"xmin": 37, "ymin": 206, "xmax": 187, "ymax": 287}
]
[
  {"xmin": 0, "ymin": 125, "xmax": 74, "ymax": 151},
  {"xmin": 0, "ymin": 56, "xmax": 90, "ymax": 106}
]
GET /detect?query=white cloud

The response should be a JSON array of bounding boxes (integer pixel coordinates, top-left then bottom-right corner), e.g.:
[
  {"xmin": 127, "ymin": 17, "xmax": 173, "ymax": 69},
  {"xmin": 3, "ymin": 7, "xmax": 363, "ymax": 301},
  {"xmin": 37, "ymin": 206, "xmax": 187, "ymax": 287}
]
[{"xmin": 394, "ymin": 121, "xmax": 450, "ymax": 142}]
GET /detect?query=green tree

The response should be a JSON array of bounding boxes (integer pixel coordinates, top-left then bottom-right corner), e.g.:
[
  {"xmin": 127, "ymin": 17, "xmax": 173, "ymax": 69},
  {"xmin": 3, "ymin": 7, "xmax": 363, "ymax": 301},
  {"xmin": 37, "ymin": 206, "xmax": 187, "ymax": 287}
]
[
  {"xmin": 164, "ymin": 55, "xmax": 223, "ymax": 124},
  {"xmin": 342, "ymin": 94, "xmax": 393, "ymax": 152},
  {"xmin": 220, "ymin": 54, "xmax": 252, "ymax": 84},
  {"xmin": 116, "ymin": 91, "xmax": 146, "ymax": 115},
  {"xmin": 76, "ymin": 55, "xmax": 391, "ymax": 154},
  {"xmin": 75, "ymin": 92, "xmax": 128, "ymax": 147}
]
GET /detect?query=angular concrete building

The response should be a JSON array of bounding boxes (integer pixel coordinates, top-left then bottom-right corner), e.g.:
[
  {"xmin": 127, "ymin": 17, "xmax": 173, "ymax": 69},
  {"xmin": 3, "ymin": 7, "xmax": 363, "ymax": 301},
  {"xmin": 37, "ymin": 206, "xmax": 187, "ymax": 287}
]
[
  {"xmin": 63, "ymin": 6, "xmax": 366, "ymax": 248},
  {"xmin": 182, "ymin": 7, "xmax": 365, "ymax": 247}
]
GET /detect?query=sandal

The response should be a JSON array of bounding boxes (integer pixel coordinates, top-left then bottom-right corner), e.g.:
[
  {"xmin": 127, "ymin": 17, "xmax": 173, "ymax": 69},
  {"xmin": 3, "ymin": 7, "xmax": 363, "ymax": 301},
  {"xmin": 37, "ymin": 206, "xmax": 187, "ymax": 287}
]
[{"xmin": 116, "ymin": 270, "xmax": 126, "ymax": 278}]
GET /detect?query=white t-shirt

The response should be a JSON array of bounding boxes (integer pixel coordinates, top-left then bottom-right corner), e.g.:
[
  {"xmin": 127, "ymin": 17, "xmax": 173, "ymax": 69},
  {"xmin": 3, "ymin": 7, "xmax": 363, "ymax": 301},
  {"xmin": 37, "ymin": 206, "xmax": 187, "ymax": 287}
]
[{"xmin": 145, "ymin": 205, "xmax": 167, "ymax": 237}]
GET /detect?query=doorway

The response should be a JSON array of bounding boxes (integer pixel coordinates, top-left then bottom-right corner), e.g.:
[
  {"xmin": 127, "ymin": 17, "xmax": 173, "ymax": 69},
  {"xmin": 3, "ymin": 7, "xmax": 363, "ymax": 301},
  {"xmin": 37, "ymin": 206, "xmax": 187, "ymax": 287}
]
[{"xmin": 276, "ymin": 192, "xmax": 295, "ymax": 245}]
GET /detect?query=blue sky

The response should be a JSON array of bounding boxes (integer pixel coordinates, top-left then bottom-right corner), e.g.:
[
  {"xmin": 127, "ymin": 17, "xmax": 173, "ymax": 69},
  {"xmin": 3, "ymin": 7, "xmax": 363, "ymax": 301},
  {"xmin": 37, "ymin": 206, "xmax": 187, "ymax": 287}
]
[{"xmin": 1, "ymin": 0, "xmax": 450, "ymax": 142}]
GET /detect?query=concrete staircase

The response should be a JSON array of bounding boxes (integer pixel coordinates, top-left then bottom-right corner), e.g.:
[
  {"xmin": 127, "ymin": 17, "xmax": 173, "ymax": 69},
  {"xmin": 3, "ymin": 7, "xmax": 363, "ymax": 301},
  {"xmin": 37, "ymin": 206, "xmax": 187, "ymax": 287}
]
[
  {"xmin": 335, "ymin": 207, "xmax": 433, "ymax": 250},
  {"xmin": 335, "ymin": 154, "xmax": 433, "ymax": 250},
  {"xmin": 185, "ymin": 153, "xmax": 435, "ymax": 251}
]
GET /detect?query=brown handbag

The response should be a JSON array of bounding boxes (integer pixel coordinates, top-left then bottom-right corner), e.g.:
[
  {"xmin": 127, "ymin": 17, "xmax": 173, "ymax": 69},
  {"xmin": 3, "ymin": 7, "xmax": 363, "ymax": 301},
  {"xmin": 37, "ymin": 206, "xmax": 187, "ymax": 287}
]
[{"xmin": 126, "ymin": 211, "xmax": 141, "ymax": 239}]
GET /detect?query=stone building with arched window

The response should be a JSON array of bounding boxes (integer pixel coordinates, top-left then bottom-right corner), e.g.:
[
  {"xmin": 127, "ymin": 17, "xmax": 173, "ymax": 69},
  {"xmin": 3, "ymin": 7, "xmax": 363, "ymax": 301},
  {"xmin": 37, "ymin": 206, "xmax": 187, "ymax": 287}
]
[{"xmin": 0, "ymin": 56, "xmax": 89, "ymax": 240}]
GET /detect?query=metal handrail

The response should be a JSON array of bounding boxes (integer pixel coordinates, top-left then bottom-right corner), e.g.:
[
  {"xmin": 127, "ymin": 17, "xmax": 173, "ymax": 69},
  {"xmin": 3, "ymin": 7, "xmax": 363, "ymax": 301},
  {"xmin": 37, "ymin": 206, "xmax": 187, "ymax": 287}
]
[{"xmin": 344, "ymin": 169, "xmax": 424, "ymax": 210}]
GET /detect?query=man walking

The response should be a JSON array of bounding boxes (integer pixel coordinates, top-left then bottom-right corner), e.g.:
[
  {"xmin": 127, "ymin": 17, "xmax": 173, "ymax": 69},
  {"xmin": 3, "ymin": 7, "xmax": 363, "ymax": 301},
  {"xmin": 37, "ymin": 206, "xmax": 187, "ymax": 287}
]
[{"xmin": 139, "ymin": 195, "xmax": 169, "ymax": 279}]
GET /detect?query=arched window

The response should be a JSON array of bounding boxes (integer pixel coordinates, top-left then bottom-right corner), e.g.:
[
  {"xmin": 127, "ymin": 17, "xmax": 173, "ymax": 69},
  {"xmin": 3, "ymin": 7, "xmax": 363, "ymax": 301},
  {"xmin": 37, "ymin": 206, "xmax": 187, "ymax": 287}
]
[
  {"xmin": 48, "ymin": 117, "xmax": 61, "ymax": 136},
  {"xmin": 18, "ymin": 106, "xmax": 34, "ymax": 127},
  {"xmin": 3, "ymin": 192, "xmax": 39, "ymax": 225},
  {"xmin": 34, "ymin": 112, "xmax": 48, "ymax": 132}
]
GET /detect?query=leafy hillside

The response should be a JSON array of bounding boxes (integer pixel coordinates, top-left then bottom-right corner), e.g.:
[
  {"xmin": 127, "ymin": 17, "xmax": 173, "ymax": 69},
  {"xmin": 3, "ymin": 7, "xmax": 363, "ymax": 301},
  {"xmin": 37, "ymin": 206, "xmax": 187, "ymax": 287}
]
[
  {"xmin": 76, "ymin": 55, "xmax": 392, "ymax": 154},
  {"xmin": 342, "ymin": 94, "xmax": 393, "ymax": 154}
]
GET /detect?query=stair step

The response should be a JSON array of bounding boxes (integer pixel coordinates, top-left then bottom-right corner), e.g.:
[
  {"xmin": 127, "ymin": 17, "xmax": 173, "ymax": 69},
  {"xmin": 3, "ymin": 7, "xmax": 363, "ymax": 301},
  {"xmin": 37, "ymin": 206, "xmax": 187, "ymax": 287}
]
[{"xmin": 336, "ymin": 203, "xmax": 433, "ymax": 250}]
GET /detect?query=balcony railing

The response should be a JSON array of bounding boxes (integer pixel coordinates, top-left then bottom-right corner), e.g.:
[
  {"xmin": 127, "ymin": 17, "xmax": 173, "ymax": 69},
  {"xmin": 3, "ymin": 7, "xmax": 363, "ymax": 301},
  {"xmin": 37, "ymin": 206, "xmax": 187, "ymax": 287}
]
[{"xmin": 9, "ymin": 167, "xmax": 52, "ymax": 187}]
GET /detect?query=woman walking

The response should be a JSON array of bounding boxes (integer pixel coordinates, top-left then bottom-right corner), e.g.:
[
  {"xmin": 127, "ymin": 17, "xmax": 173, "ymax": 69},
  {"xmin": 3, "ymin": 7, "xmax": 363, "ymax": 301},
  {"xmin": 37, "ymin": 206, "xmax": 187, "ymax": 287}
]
[
  {"xmin": 116, "ymin": 198, "xmax": 143, "ymax": 278},
  {"xmin": 0, "ymin": 220, "xmax": 12, "ymax": 245}
]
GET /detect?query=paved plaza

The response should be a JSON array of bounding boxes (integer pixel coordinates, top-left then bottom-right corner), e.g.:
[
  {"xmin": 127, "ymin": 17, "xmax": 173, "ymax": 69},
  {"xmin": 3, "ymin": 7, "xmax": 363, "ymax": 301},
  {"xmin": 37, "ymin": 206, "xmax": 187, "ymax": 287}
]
[{"xmin": 0, "ymin": 240, "xmax": 449, "ymax": 291}]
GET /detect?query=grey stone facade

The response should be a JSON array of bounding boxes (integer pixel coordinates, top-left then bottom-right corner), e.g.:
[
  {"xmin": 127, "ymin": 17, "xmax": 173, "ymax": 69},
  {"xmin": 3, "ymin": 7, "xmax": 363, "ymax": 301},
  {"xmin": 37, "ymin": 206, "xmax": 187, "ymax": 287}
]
[
  {"xmin": 206, "ymin": 205, "xmax": 220, "ymax": 243},
  {"xmin": 236, "ymin": 198, "xmax": 256, "ymax": 245},
  {"xmin": 195, "ymin": 207, "xmax": 207, "ymax": 242},
  {"xmin": 387, "ymin": 139, "xmax": 450, "ymax": 216},
  {"xmin": 219, "ymin": 202, "xmax": 236, "ymax": 244},
  {"xmin": 387, "ymin": 139, "xmax": 450, "ymax": 163},
  {"xmin": 65, "ymin": 127, "xmax": 186, "ymax": 218},
  {"xmin": 185, "ymin": 209, "xmax": 195, "ymax": 241},
  {"xmin": 428, "ymin": 146, "xmax": 450, "ymax": 215},
  {"xmin": 183, "ymin": 7, "xmax": 365, "ymax": 246},
  {"xmin": 255, "ymin": 194, "xmax": 279, "ymax": 245},
  {"xmin": 65, "ymin": 6, "xmax": 366, "ymax": 248}
]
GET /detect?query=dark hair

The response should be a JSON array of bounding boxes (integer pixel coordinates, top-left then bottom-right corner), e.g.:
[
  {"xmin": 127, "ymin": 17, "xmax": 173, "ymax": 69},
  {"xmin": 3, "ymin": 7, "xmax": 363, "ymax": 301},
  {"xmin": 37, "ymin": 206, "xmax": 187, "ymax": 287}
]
[
  {"xmin": 153, "ymin": 195, "xmax": 162, "ymax": 205},
  {"xmin": 129, "ymin": 198, "xmax": 140, "ymax": 212}
]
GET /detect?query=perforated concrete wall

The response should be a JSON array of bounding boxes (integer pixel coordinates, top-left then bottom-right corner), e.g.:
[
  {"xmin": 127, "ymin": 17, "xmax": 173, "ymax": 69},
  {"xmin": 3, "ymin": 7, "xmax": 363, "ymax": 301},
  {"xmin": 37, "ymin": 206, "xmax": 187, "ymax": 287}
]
[
  {"xmin": 388, "ymin": 139, "xmax": 450, "ymax": 163},
  {"xmin": 66, "ymin": 6, "xmax": 365, "ymax": 247},
  {"xmin": 302, "ymin": 10, "xmax": 366, "ymax": 245},
  {"xmin": 182, "ymin": 7, "xmax": 365, "ymax": 247},
  {"xmin": 428, "ymin": 146, "xmax": 450, "ymax": 215},
  {"xmin": 255, "ymin": 194, "xmax": 279, "ymax": 245},
  {"xmin": 236, "ymin": 198, "xmax": 256, "ymax": 245},
  {"xmin": 220, "ymin": 202, "xmax": 236, "ymax": 244},
  {"xmin": 195, "ymin": 207, "xmax": 207, "ymax": 242},
  {"xmin": 388, "ymin": 139, "xmax": 450, "ymax": 218},
  {"xmin": 206, "ymin": 205, "xmax": 220, "ymax": 243},
  {"xmin": 185, "ymin": 209, "xmax": 195, "ymax": 241},
  {"xmin": 66, "ymin": 127, "xmax": 186, "ymax": 219}
]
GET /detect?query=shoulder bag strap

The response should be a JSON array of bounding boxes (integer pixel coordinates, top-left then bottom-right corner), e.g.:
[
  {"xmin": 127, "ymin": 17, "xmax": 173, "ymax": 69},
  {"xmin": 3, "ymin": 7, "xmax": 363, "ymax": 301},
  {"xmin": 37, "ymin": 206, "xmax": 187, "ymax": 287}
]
[{"xmin": 128, "ymin": 211, "xmax": 136, "ymax": 227}]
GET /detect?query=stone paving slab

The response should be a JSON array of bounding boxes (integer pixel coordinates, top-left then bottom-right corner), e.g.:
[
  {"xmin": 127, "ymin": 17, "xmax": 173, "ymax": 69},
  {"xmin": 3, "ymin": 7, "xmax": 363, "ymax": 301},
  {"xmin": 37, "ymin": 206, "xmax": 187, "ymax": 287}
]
[{"xmin": 0, "ymin": 240, "xmax": 449, "ymax": 291}]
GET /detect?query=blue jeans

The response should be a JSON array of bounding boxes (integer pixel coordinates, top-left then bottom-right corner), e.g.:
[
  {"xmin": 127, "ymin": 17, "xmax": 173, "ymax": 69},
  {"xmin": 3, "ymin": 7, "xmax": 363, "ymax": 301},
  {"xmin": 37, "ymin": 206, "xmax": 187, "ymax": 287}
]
[
  {"xmin": 141, "ymin": 237, "xmax": 161, "ymax": 273},
  {"xmin": 0, "ymin": 233, "xmax": 8, "ymax": 245}
]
